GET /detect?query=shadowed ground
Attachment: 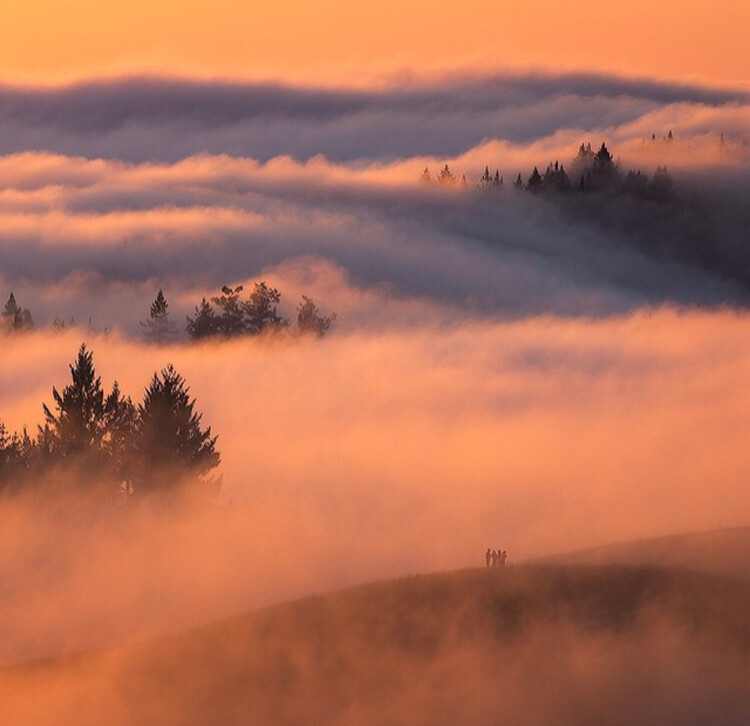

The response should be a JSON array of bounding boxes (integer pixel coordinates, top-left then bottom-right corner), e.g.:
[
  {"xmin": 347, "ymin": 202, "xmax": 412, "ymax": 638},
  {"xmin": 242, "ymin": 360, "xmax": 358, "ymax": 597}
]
[{"xmin": 2, "ymin": 564, "xmax": 749, "ymax": 726}]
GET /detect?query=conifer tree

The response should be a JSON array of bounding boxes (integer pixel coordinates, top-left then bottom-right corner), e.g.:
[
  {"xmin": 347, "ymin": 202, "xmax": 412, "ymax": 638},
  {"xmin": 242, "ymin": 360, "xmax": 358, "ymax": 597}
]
[
  {"xmin": 141, "ymin": 289, "xmax": 178, "ymax": 343},
  {"xmin": 40, "ymin": 345, "xmax": 118, "ymax": 490},
  {"xmin": 135, "ymin": 365, "xmax": 220, "ymax": 495},
  {"xmin": 438, "ymin": 164, "xmax": 455, "ymax": 185},
  {"xmin": 186, "ymin": 298, "xmax": 219, "ymax": 340},
  {"xmin": 296, "ymin": 296, "xmax": 336, "ymax": 337},
  {"xmin": 527, "ymin": 166, "xmax": 543, "ymax": 190},
  {"xmin": 244, "ymin": 281, "xmax": 287, "ymax": 335},
  {"xmin": 212, "ymin": 285, "xmax": 246, "ymax": 337},
  {"xmin": 2, "ymin": 292, "xmax": 34, "ymax": 333}
]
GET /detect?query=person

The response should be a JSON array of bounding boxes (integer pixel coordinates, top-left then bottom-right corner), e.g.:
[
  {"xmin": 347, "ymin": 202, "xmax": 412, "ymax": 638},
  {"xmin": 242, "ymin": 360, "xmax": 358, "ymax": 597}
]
[
  {"xmin": 500, "ymin": 550, "xmax": 507, "ymax": 568},
  {"xmin": 491, "ymin": 550, "xmax": 498, "ymax": 568},
  {"xmin": 485, "ymin": 548, "xmax": 491, "ymax": 568}
]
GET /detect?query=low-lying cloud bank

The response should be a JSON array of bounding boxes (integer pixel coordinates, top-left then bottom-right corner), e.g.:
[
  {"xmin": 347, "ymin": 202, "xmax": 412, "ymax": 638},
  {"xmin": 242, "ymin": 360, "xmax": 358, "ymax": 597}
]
[
  {"xmin": 0, "ymin": 71, "xmax": 747, "ymax": 162},
  {"xmin": 2, "ymin": 308, "xmax": 750, "ymax": 662}
]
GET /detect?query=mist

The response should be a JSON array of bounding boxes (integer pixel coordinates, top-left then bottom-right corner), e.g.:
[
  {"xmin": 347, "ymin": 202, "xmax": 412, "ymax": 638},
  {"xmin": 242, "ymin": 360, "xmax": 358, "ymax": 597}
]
[{"xmin": 2, "ymin": 66, "xmax": 750, "ymax": 724}]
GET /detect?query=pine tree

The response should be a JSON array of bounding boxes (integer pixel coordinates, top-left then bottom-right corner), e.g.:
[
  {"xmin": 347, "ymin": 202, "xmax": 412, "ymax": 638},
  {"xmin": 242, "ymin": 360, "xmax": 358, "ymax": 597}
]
[
  {"xmin": 103, "ymin": 382, "xmax": 137, "ymax": 492},
  {"xmin": 141, "ymin": 289, "xmax": 178, "ymax": 343},
  {"xmin": 244, "ymin": 281, "xmax": 287, "ymax": 335},
  {"xmin": 297, "ymin": 296, "xmax": 336, "ymax": 337},
  {"xmin": 2, "ymin": 292, "xmax": 33, "ymax": 333},
  {"xmin": 186, "ymin": 298, "xmax": 219, "ymax": 340},
  {"xmin": 438, "ymin": 164, "xmax": 455, "ymax": 185},
  {"xmin": 212, "ymin": 285, "xmax": 246, "ymax": 337},
  {"xmin": 135, "ymin": 365, "xmax": 220, "ymax": 495},
  {"xmin": 40, "ymin": 345, "xmax": 115, "ymax": 488},
  {"xmin": 527, "ymin": 166, "xmax": 543, "ymax": 190}
]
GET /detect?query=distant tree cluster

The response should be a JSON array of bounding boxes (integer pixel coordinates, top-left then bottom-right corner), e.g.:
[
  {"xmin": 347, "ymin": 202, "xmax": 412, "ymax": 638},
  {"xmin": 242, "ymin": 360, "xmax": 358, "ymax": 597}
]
[
  {"xmin": 1, "ymin": 284, "xmax": 336, "ymax": 343},
  {"xmin": 183, "ymin": 282, "xmax": 336, "ymax": 341},
  {"xmin": 0, "ymin": 346, "xmax": 220, "ymax": 501},
  {"xmin": 421, "ymin": 164, "xmax": 468, "ymax": 188},
  {"xmin": 421, "ymin": 140, "xmax": 676, "ymax": 202}
]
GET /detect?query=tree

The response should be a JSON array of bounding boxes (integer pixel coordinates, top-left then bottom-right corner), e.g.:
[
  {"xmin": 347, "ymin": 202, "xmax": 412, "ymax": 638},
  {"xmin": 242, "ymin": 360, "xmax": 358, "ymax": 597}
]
[
  {"xmin": 135, "ymin": 365, "xmax": 220, "ymax": 495},
  {"xmin": 513, "ymin": 173, "xmax": 524, "ymax": 189},
  {"xmin": 648, "ymin": 166, "xmax": 675, "ymax": 201},
  {"xmin": 0, "ymin": 423, "xmax": 23, "ymax": 492},
  {"xmin": 420, "ymin": 167, "xmax": 431, "ymax": 184},
  {"xmin": 479, "ymin": 166, "xmax": 492, "ymax": 188},
  {"xmin": 42, "ymin": 345, "xmax": 107, "ymax": 462},
  {"xmin": 576, "ymin": 142, "xmax": 593, "ymax": 161},
  {"xmin": 141, "ymin": 289, "xmax": 177, "ymax": 343},
  {"xmin": 438, "ymin": 164, "xmax": 455, "ymax": 185},
  {"xmin": 103, "ymin": 382, "xmax": 137, "ymax": 492},
  {"xmin": 186, "ymin": 298, "xmax": 219, "ymax": 340},
  {"xmin": 212, "ymin": 285, "xmax": 246, "ymax": 337},
  {"xmin": 297, "ymin": 296, "xmax": 336, "ymax": 337},
  {"xmin": 244, "ymin": 281, "xmax": 287, "ymax": 335},
  {"xmin": 527, "ymin": 166, "xmax": 543, "ymax": 190},
  {"xmin": 2, "ymin": 292, "xmax": 33, "ymax": 333}
]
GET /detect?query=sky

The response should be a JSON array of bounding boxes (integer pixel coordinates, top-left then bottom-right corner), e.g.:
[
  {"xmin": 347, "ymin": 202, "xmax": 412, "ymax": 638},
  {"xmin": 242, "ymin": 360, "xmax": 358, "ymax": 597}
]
[
  {"xmin": 1, "ymin": 0, "xmax": 748, "ymax": 88},
  {"xmin": 1, "ymin": 0, "xmax": 750, "ymax": 671}
]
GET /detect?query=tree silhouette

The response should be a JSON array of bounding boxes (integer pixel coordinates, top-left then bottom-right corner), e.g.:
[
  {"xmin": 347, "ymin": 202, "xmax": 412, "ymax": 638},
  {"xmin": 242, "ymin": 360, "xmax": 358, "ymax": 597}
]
[
  {"xmin": 186, "ymin": 298, "xmax": 219, "ymax": 340},
  {"xmin": 297, "ymin": 296, "xmax": 336, "ymax": 337},
  {"xmin": 2, "ymin": 292, "xmax": 33, "ymax": 333},
  {"xmin": 141, "ymin": 289, "xmax": 177, "ymax": 343},
  {"xmin": 212, "ymin": 285, "xmax": 247, "ymax": 337},
  {"xmin": 527, "ymin": 166, "xmax": 543, "ymax": 190},
  {"xmin": 103, "ymin": 382, "xmax": 137, "ymax": 492},
  {"xmin": 438, "ymin": 164, "xmax": 455, "ymax": 185},
  {"xmin": 136, "ymin": 365, "xmax": 220, "ymax": 495},
  {"xmin": 244, "ymin": 281, "xmax": 287, "ymax": 335},
  {"xmin": 648, "ymin": 166, "xmax": 675, "ymax": 201},
  {"xmin": 42, "ymin": 345, "xmax": 107, "ymax": 461}
]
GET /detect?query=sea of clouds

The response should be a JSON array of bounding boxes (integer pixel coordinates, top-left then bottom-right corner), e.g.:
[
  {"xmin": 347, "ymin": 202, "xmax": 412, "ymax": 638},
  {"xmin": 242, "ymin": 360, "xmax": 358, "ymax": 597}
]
[{"xmin": 1, "ymin": 69, "xmax": 749, "ymax": 666}]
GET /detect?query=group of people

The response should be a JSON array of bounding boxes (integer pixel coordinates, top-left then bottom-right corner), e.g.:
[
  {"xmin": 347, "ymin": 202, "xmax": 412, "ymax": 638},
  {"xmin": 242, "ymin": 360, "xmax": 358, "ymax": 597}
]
[{"xmin": 485, "ymin": 548, "xmax": 507, "ymax": 569}]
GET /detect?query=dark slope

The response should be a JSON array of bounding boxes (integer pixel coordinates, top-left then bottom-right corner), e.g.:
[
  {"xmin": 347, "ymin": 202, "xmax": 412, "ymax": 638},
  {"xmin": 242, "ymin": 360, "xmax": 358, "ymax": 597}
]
[
  {"xmin": 534, "ymin": 525, "xmax": 750, "ymax": 580},
  {"xmin": 2, "ymin": 565, "xmax": 750, "ymax": 726}
]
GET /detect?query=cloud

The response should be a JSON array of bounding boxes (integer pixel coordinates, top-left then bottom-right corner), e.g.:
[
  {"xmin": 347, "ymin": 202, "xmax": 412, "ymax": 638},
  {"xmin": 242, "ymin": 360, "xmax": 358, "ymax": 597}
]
[
  {"xmin": 0, "ymin": 71, "xmax": 747, "ymax": 163},
  {"xmin": 2, "ymin": 307, "xmax": 750, "ymax": 664}
]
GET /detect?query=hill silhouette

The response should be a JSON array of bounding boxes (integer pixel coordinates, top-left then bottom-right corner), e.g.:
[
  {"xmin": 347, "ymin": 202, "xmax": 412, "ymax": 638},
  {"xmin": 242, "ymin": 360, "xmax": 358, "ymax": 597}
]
[
  {"xmin": 533, "ymin": 525, "xmax": 750, "ymax": 580},
  {"xmin": 2, "ymin": 564, "xmax": 749, "ymax": 726}
]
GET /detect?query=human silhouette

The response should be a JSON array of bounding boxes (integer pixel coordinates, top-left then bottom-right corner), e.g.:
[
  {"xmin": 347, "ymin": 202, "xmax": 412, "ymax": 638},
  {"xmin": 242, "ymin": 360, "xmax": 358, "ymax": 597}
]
[
  {"xmin": 500, "ymin": 550, "xmax": 507, "ymax": 568},
  {"xmin": 491, "ymin": 550, "xmax": 498, "ymax": 568},
  {"xmin": 485, "ymin": 548, "xmax": 491, "ymax": 568}
]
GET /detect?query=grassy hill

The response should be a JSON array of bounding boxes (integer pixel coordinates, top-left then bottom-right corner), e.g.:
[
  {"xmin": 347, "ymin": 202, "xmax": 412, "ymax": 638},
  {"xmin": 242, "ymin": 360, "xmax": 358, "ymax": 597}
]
[
  {"xmin": 2, "ymin": 564, "xmax": 750, "ymax": 726},
  {"xmin": 533, "ymin": 525, "xmax": 750, "ymax": 580}
]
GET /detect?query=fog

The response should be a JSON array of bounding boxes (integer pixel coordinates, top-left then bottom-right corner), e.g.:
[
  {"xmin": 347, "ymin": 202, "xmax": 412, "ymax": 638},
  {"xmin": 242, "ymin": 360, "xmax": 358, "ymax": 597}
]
[
  {"xmin": 1, "ymin": 68, "xmax": 749, "ymax": 723},
  {"xmin": 2, "ymin": 307, "xmax": 750, "ymax": 665}
]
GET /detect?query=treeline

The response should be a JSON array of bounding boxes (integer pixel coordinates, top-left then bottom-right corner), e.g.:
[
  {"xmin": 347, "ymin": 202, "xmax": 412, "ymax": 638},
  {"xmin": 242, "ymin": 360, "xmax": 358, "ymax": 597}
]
[
  {"xmin": 0, "ymin": 346, "xmax": 220, "ymax": 501},
  {"xmin": 1, "ymin": 281, "xmax": 336, "ymax": 343},
  {"xmin": 423, "ymin": 140, "xmax": 675, "ymax": 202}
]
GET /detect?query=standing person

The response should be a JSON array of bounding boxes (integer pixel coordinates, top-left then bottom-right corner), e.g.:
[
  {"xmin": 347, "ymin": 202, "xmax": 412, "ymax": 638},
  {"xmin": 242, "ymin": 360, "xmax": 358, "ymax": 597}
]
[
  {"xmin": 485, "ymin": 548, "xmax": 492, "ymax": 568},
  {"xmin": 491, "ymin": 550, "xmax": 498, "ymax": 568},
  {"xmin": 500, "ymin": 550, "xmax": 507, "ymax": 568}
]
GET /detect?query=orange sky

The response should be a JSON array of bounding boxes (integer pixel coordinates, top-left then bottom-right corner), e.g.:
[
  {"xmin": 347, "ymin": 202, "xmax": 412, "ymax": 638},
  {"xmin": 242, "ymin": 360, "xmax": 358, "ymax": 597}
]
[{"xmin": 1, "ymin": 0, "xmax": 747, "ymax": 87}]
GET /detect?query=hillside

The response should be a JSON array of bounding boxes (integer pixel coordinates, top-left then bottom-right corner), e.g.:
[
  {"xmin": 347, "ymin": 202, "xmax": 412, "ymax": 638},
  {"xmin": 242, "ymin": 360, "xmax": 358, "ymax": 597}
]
[
  {"xmin": 2, "ymin": 565, "xmax": 750, "ymax": 726},
  {"xmin": 533, "ymin": 525, "xmax": 750, "ymax": 580}
]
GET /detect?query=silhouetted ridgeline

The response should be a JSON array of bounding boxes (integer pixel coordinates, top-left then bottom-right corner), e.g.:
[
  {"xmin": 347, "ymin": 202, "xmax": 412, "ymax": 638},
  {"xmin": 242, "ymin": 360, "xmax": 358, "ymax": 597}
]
[
  {"xmin": 424, "ymin": 138, "xmax": 750, "ymax": 292},
  {"xmin": 0, "ymin": 345, "xmax": 220, "ymax": 501}
]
